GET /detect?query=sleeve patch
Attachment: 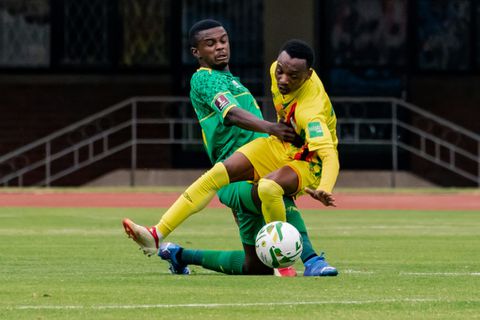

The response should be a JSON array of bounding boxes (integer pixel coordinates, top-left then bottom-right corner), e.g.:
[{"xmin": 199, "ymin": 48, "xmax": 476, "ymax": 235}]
[
  {"xmin": 308, "ymin": 122, "xmax": 324, "ymax": 138},
  {"xmin": 214, "ymin": 94, "xmax": 231, "ymax": 111}
]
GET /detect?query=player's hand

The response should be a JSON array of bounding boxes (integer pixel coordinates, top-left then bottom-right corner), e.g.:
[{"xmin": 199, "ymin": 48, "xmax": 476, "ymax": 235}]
[
  {"xmin": 305, "ymin": 188, "xmax": 336, "ymax": 207},
  {"xmin": 278, "ymin": 119, "xmax": 304, "ymax": 147},
  {"xmin": 268, "ymin": 122, "xmax": 296, "ymax": 142}
]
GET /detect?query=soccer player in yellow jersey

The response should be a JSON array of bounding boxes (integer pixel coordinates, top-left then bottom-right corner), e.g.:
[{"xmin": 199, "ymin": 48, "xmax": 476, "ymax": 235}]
[
  {"xmin": 123, "ymin": 38, "xmax": 338, "ymax": 275},
  {"xmin": 223, "ymin": 39, "xmax": 339, "ymax": 222},
  {"xmin": 266, "ymin": 40, "xmax": 339, "ymax": 209}
]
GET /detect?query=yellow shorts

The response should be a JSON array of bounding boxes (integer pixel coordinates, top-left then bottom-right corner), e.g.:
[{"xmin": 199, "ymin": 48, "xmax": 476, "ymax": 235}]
[{"xmin": 236, "ymin": 136, "xmax": 321, "ymax": 195}]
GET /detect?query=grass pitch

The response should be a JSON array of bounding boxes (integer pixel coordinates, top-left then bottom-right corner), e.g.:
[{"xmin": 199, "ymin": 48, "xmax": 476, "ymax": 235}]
[{"xmin": 0, "ymin": 205, "xmax": 479, "ymax": 319}]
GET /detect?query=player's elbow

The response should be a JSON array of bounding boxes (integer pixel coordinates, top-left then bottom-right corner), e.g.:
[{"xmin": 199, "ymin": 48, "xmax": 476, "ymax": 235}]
[
  {"xmin": 223, "ymin": 108, "xmax": 240, "ymax": 127},
  {"xmin": 317, "ymin": 148, "xmax": 340, "ymax": 173},
  {"xmin": 317, "ymin": 147, "xmax": 338, "ymax": 160},
  {"xmin": 223, "ymin": 111, "xmax": 234, "ymax": 126}
]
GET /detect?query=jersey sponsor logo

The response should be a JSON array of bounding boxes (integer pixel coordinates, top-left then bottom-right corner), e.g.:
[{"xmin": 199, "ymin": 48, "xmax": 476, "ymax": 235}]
[
  {"xmin": 308, "ymin": 122, "xmax": 324, "ymax": 138},
  {"xmin": 214, "ymin": 94, "xmax": 230, "ymax": 111}
]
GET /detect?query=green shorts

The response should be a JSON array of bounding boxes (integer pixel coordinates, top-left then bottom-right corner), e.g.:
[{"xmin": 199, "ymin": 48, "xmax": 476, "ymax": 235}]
[
  {"xmin": 217, "ymin": 181, "xmax": 265, "ymax": 246},
  {"xmin": 217, "ymin": 181, "xmax": 303, "ymax": 246}
]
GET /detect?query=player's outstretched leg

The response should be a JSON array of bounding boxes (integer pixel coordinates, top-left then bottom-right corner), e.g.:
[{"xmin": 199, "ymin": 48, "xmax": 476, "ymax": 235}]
[
  {"xmin": 158, "ymin": 242, "xmax": 190, "ymax": 274},
  {"xmin": 303, "ymin": 252, "xmax": 338, "ymax": 276},
  {"xmin": 122, "ymin": 218, "xmax": 161, "ymax": 256},
  {"xmin": 159, "ymin": 243, "xmax": 248, "ymax": 275},
  {"xmin": 123, "ymin": 162, "xmax": 231, "ymax": 254}
]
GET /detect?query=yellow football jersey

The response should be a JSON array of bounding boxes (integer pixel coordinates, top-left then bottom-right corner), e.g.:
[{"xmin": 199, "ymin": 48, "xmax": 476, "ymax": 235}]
[
  {"xmin": 270, "ymin": 61, "xmax": 338, "ymax": 160},
  {"xmin": 270, "ymin": 61, "xmax": 339, "ymax": 192}
]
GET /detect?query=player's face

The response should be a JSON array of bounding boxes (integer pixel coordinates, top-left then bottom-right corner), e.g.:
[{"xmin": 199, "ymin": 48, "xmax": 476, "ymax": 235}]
[
  {"xmin": 191, "ymin": 27, "xmax": 230, "ymax": 70},
  {"xmin": 275, "ymin": 51, "xmax": 312, "ymax": 95}
]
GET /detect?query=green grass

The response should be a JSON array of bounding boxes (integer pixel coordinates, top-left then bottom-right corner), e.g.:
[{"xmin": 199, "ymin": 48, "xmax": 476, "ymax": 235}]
[{"xmin": 0, "ymin": 206, "xmax": 479, "ymax": 319}]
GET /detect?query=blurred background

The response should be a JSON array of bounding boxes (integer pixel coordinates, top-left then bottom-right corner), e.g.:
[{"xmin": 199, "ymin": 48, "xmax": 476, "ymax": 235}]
[{"xmin": 0, "ymin": 0, "xmax": 478, "ymax": 188}]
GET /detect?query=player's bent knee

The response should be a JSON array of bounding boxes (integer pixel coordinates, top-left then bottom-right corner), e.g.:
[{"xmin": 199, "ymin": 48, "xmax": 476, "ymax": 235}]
[{"xmin": 257, "ymin": 178, "xmax": 284, "ymax": 201}]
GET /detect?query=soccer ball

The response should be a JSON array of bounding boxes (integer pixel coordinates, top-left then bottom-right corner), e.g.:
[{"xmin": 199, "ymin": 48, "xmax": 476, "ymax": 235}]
[{"xmin": 255, "ymin": 221, "xmax": 303, "ymax": 268}]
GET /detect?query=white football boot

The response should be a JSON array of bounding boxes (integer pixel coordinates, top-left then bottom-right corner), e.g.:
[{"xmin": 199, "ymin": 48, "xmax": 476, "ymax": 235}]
[{"xmin": 122, "ymin": 218, "xmax": 160, "ymax": 256}]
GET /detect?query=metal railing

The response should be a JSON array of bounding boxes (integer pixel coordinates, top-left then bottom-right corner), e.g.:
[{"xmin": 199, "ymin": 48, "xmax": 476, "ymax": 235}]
[
  {"xmin": 0, "ymin": 96, "xmax": 479, "ymax": 187},
  {"xmin": 332, "ymin": 97, "xmax": 480, "ymax": 187}
]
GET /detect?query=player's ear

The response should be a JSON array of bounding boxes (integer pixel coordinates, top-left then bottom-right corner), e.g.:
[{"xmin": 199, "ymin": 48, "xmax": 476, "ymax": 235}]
[
  {"xmin": 306, "ymin": 68, "xmax": 313, "ymax": 79},
  {"xmin": 191, "ymin": 47, "xmax": 200, "ymax": 59}
]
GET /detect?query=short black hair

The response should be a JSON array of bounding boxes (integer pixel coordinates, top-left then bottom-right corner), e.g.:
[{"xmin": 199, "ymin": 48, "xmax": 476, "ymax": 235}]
[
  {"xmin": 188, "ymin": 19, "xmax": 224, "ymax": 47},
  {"xmin": 280, "ymin": 39, "xmax": 314, "ymax": 68}
]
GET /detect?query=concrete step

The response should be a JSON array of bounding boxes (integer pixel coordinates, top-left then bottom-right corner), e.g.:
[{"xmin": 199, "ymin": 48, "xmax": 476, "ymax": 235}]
[{"xmin": 87, "ymin": 169, "xmax": 437, "ymax": 188}]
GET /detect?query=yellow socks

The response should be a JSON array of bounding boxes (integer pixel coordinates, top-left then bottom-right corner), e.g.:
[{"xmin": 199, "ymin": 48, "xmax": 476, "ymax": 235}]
[
  {"xmin": 257, "ymin": 178, "xmax": 286, "ymax": 223},
  {"xmin": 156, "ymin": 162, "xmax": 230, "ymax": 238}
]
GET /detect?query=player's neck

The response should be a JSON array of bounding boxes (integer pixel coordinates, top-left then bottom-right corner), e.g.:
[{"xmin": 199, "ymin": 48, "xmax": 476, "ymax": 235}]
[
  {"xmin": 199, "ymin": 62, "xmax": 230, "ymax": 72},
  {"xmin": 282, "ymin": 79, "xmax": 310, "ymax": 99},
  {"xmin": 214, "ymin": 65, "xmax": 230, "ymax": 72}
]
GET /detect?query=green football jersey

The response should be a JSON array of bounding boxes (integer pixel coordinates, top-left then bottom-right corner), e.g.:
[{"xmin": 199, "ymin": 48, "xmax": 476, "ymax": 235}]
[{"xmin": 190, "ymin": 67, "xmax": 267, "ymax": 163}]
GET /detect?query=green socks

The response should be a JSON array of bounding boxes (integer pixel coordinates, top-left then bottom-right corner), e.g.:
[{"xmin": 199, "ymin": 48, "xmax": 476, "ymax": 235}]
[
  {"xmin": 283, "ymin": 197, "xmax": 317, "ymax": 262},
  {"xmin": 181, "ymin": 249, "xmax": 245, "ymax": 275}
]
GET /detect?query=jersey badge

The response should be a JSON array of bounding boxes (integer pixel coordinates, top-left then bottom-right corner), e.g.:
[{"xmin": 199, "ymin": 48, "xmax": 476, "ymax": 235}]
[
  {"xmin": 308, "ymin": 122, "xmax": 324, "ymax": 138},
  {"xmin": 214, "ymin": 94, "xmax": 230, "ymax": 111}
]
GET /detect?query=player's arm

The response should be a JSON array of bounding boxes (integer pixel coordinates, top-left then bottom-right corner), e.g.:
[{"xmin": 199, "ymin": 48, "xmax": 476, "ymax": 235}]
[
  {"xmin": 224, "ymin": 107, "xmax": 296, "ymax": 142},
  {"xmin": 199, "ymin": 72, "xmax": 296, "ymax": 142},
  {"xmin": 305, "ymin": 147, "xmax": 339, "ymax": 207},
  {"xmin": 303, "ymin": 118, "xmax": 339, "ymax": 207}
]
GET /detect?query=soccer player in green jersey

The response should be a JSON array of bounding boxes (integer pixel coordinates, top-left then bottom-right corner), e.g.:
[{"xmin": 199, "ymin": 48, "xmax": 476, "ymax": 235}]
[{"xmin": 124, "ymin": 19, "xmax": 337, "ymax": 276}]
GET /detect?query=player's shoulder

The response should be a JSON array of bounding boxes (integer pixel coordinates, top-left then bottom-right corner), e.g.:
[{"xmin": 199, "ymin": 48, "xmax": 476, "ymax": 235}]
[
  {"xmin": 310, "ymin": 70, "xmax": 325, "ymax": 89},
  {"xmin": 298, "ymin": 76, "xmax": 328, "ymax": 110},
  {"xmin": 304, "ymin": 71, "xmax": 327, "ymax": 99},
  {"xmin": 191, "ymin": 68, "xmax": 213, "ymax": 84},
  {"xmin": 191, "ymin": 68, "xmax": 226, "ymax": 89}
]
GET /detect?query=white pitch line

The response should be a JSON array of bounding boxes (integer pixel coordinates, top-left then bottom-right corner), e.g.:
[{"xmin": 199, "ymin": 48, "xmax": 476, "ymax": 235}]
[
  {"xmin": 400, "ymin": 272, "xmax": 480, "ymax": 276},
  {"xmin": 9, "ymin": 298, "xmax": 463, "ymax": 310},
  {"xmin": 341, "ymin": 270, "xmax": 480, "ymax": 276},
  {"xmin": 342, "ymin": 269, "xmax": 374, "ymax": 274}
]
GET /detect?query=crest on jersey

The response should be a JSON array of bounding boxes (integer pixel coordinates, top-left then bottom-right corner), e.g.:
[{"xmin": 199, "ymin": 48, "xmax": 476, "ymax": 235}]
[{"xmin": 214, "ymin": 94, "xmax": 230, "ymax": 111}]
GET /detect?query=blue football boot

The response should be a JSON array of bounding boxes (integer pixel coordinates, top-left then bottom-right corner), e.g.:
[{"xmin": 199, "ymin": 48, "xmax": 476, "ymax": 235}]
[
  {"xmin": 303, "ymin": 253, "xmax": 338, "ymax": 277},
  {"xmin": 158, "ymin": 242, "xmax": 190, "ymax": 275}
]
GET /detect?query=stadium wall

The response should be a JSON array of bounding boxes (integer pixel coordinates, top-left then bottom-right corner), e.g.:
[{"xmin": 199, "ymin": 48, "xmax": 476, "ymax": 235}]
[
  {"xmin": 86, "ymin": 169, "xmax": 436, "ymax": 189},
  {"xmin": 409, "ymin": 76, "xmax": 480, "ymax": 133},
  {"xmin": 0, "ymin": 75, "xmax": 171, "ymax": 154}
]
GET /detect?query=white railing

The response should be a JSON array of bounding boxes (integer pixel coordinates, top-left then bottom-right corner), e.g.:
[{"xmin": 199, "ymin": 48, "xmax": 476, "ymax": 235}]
[{"xmin": 0, "ymin": 96, "xmax": 478, "ymax": 187}]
